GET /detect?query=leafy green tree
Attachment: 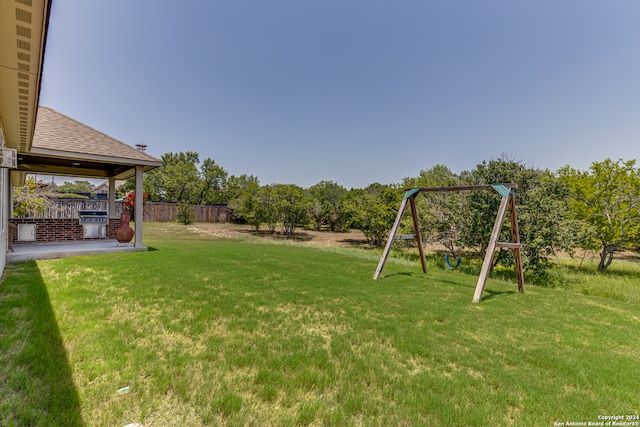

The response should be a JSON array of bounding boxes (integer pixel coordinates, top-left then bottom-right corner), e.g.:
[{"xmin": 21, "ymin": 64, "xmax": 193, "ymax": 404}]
[
  {"xmin": 342, "ymin": 183, "xmax": 401, "ymax": 246},
  {"xmin": 271, "ymin": 184, "xmax": 312, "ymax": 238},
  {"xmin": 53, "ymin": 180, "xmax": 93, "ymax": 194},
  {"xmin": 227, "ymin": 175, "xmax": 262, "ymax": 229},
  {"xmin": 307, "ymin": 180, "xmax": 347, "ymax": 231},
  {"xmin": 140, "ymin": 151, "xmax": 231, "ymax": 205},
  {"xmin": 257, "ymin": 184, "xmax": 279, "ymax": 233},
  {"xmin": 226, "ymin": 174, "xmax": 260, "ymax": 204},
  {"xmin": 558, "ymin": 158, "xmax": 640, "ymax": 272},
  {"xmin": 198, "ymin": 158, "xmax": 228, "ymax": 205},
  {"xmin": 403, "ymin": 164, "xmax": 460, "ymax": 189},
  {"xmin": 517, "ymin": 171, "xmax": 580, "ymax": 277},
  {"xmin": 460, "ymin": 158, "xmax": 536, "ymax": 258},
  {"xmin": 157, "ymin": 151, "xmax": 202, "ymax": 203}
]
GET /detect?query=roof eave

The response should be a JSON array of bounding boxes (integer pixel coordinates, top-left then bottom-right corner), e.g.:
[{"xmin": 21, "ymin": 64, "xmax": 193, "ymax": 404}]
[
  {"xmin": 0, "ymin": 0, "xmax": 52, "ymax": 152},
  {"xmin": 29, "ymin": 146, "xmax": 163, "ymax": 168}
]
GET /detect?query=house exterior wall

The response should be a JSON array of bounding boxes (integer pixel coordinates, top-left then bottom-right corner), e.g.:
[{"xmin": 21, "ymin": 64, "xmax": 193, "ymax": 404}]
[{"xmin": 0, "ymin": 123, "xmax": 7, "ymax": 273}]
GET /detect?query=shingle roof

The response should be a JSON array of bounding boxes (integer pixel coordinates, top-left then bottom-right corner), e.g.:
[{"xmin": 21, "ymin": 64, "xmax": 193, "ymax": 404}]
[{"xmin": 32, "ymin": 106, "xmax": 161, "ymax": 166}]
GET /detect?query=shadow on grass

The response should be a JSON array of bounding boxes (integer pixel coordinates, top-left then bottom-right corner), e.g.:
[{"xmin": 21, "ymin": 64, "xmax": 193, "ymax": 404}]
[
  {"xmin": 379, "ymin": 271, "xmax": 429, "ymax": 279},
  {"xmin": 0, "ymin": 262, "xmax": 83, "ymax": 426},
  {"xmin": 479, "ymin": 289, "xmax": 517, "ymax": 301},
  {"xmin": 378, "ymin": 270, "xmax": 520, "ymax": 302}
]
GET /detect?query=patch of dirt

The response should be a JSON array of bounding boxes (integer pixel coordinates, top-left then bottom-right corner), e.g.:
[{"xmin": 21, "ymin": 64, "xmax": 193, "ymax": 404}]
[
  {"xmin": 186, "ymin": 223, "xmax": 371, "ymax": 248},
  {"xmin": 186, "ymin": 223, "xmax": 640, "ymax": 263}
]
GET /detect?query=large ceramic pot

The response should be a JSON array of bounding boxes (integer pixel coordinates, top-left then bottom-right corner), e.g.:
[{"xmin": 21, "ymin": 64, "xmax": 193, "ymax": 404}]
[{"xmin": 115, "ymin": 213, "xmax": 134, "ymax": 243}]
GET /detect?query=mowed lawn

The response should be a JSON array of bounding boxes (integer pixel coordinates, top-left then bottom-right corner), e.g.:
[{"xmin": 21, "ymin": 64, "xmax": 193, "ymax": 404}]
[{"xmin": 1, "ymin": 224, "xmax": 639, "ymax": 426}]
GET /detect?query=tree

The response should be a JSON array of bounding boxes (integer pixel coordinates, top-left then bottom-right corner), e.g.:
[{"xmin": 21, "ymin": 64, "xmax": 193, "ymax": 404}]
[
  {"xmin": 342, "ymin": 183, "xmax": 401, "ymax": 246},
  {"xmin": 403, "ymin": 164, "xmax": 460, "ymax": 189},
  {"xmin": 307, "ymin": 180, "xmax": 347, "ymax": 231},
  {"xmin": 53, "ymin": 180, "xmax": 93, "ymax": 194},
  {"xmin": 271, "ymin": 184, "xmax": 312, "ymax": 238},
  {"xmin": 13, "ymin": 177, "xmax": 56, "ymax": 217},
  {"xmin": 227, "ymin": 175, "xmax": 262, "ymax": 229},
  {"xmin": 516, "ymin": 171, "xmax": 580, "ymax": 277},
  {"xmin": 157, "ymin": 151, "xmax": 202, "ymax": 203},
  {"xmin": 198, "ymin": 158, "xmax": 228, "ymax": 205},
  {"xmin": 458, "ymin": 157, "xmax": 525, "ymax": 256},
  {"xmin": 558, "ymin": 158, "xmax": 640, "ymax": 272},
  {"xmin": 226, "ymin": 174, "xmax": 260, "ymax": 204},
  {"xmin": 142, "ymin": 151, "xmax": 231, "ymax": 206},
  {"xmin": 257, "ymin": 185, "xmax": 280, "ymax": 233}
]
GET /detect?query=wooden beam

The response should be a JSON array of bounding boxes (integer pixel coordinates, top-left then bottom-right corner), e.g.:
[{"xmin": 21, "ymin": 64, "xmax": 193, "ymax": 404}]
[
  {"xmin": 404, "ymin": 184, "xmax": 518, "ymax": 193},
  {"xmin": 495, "ymin": 242, "xmax": 522, "ymax": 249},
  {"xmin": 509, "ymin": 193, "xmax": 525, "ymax": 293},
  {"xmin": 373, "ymin": 197, "xmax": 409, "ymax": 279},
  {"xmin": 409, "ymin": 194, "xmax": 427, "ymax": 274},
  {"xmin": 395, "ymin": 234, "xmax": 416, "ymax": 240},
  {"xmin": 473, "ymin": 196, "xmax": 509, "ymax": 303}
]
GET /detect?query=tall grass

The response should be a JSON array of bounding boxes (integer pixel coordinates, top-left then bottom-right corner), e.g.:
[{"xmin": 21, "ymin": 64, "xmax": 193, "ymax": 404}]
[
  {"xmin": 0, "ymin": 223, "xmax": 638, "ymax": 426},
  {"xmin": 548, "ymin": 255, "xmax": 640, "ymax": 304}
]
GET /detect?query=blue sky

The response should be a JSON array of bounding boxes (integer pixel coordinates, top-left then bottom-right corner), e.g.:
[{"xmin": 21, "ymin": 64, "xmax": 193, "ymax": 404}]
[{"xmin": 39, "ymin": 0, "xmax": 640, "ymax": 189}]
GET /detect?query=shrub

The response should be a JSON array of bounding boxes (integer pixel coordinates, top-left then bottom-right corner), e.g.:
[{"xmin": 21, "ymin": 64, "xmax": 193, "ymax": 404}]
[{"xmin": 177, "ymin": 200, "xmax": 195, "ymax": 225}]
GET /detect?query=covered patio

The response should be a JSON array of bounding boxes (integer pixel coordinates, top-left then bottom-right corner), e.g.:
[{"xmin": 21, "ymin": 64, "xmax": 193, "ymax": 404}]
[
  {"xmin": 7, "ymin": 239, "xmax": 146, "ymax": 263},
  {"xmin": 10, "ymin": 106, "xmax": 162, "ymax": 260}
]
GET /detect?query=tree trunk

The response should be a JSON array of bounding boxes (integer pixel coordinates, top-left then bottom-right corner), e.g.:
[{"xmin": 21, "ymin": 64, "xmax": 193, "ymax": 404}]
[{"xmin": 598, "ymin": 243, "xmax": 616, "ymax": 272}]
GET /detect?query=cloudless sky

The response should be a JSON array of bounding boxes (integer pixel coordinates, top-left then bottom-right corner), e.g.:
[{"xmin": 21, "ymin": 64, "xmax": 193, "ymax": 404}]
[{"xmin": 39, "ymin": 0, "xmax": 640, "ymax": 189}]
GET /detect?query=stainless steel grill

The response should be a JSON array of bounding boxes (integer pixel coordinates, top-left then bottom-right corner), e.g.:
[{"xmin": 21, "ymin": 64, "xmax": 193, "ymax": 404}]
[
  {"xmin": 78, "ymin": 210, "xmax": 107, "ymax": 238},
  {"xmin": 78, "ymin": 210, "xmax": 108, "ymax": 223}
]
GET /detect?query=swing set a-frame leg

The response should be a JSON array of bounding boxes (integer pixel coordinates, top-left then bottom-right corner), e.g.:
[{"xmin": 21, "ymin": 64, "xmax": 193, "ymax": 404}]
[
  {"xmin": 409, "ymin": 195, "xmax": 427, "ymax": 274},
  {"xmin": 373, "ymin": 197, "xmax": 408, "ymax": 279},
  {"xmin": 472, "ymin": 192, "xmax": 524, "ymax": 303},
  {"xmin": 473, "ymin": 196, "xmax": 508, "ymax": 303},
  {"xmin": 373, "ymin": 193, "xmax": 427, "ymax": 280}
]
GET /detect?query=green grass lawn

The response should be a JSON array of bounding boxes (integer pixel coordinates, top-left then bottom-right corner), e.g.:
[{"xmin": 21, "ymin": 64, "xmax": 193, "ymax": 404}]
[{"xmin": 1, "ymin": 223, "xmax": 639, "ymax": 426}]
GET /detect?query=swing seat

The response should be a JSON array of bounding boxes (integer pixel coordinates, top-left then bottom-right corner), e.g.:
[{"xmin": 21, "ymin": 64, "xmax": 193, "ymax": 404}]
[{"xmin": 445, "ymin": 254, "xmax": 461, "ymax": 270}]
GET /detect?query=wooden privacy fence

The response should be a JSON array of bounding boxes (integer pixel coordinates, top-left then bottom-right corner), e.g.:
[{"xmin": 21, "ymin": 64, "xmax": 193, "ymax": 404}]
[
  {"xmin": 26, "ymin": 200, "xmax": 113, "ymax": 219},
  {"xmin": 143, "ymin": 202, "xmax": 231, "ymax": 223},
  {"xmin": 24, "ymin": 200, "xmax": 230, "ymax": 223}
]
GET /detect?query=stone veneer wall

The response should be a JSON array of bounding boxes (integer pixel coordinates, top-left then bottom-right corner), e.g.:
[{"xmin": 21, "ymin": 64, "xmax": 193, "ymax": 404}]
[{"xmin": 9, "ymin": 218, "xmax": 122, "ymax": 244}]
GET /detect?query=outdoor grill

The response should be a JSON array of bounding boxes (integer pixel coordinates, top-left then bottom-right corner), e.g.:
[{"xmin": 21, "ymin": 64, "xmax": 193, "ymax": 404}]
[{"xmin": 78, "ymin": 210, "xmax": 108, "ymax": 238}]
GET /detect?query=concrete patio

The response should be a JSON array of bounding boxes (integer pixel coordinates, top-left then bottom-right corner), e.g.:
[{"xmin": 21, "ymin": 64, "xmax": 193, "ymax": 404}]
[{"xmin": 7, "ymin": 240, "xmax": 148, "ymax": 263}]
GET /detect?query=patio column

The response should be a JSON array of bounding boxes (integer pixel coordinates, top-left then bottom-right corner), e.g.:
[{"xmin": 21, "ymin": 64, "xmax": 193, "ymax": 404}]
[
  {"xmin": 134, "ymin": 166, "xmax": 144, "ymax": 248},
  {"xmin": 108, "ymin": 177, "xmax": 116, "ymax": 218}
]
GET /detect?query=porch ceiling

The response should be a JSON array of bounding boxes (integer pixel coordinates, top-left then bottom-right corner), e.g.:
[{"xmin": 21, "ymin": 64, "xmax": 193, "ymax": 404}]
[{"xmin": 17, "ymin": 152, "xmax": 141, "ymax": 179}]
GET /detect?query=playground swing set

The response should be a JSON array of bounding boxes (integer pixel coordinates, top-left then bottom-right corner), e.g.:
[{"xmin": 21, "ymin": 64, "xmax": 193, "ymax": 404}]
[{"xmin": 373, "ymin": 184, "xmax": 524, "ymax": 303}]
